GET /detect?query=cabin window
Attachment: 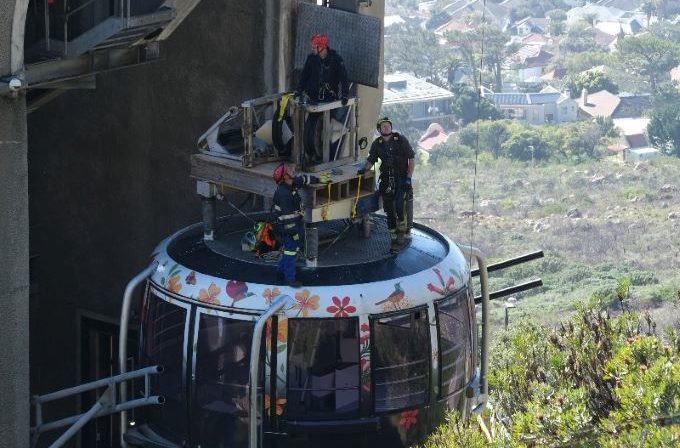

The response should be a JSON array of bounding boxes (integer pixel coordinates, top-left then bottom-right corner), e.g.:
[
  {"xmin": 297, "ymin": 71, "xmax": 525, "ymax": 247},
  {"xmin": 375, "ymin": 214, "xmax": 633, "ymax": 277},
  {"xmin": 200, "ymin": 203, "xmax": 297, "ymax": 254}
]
[
  {"xmin": 371, "ymin": 308, "xmax": 430, "ymax": 413},
  {"xmin": 436, "ymin": 289, "xmax": 472, "ymax": 398},
  {"xmin": 139, "ymin": 291, "xmax": 189, "ymax": 442},
  {"xmin": 287, "ymin": 318, "xmax": 360, "ymax": 420},
  {"xmin": 191, "ymin": 312, "xmax": 255, "ymax": 447}
]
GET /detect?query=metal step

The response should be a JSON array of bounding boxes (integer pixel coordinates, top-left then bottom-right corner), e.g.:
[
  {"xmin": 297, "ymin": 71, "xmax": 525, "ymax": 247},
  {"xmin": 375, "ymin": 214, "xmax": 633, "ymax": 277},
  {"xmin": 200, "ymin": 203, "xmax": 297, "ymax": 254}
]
[{"xmin": 52, "ymin": 8, "xmax": 175, "ymax": 58}]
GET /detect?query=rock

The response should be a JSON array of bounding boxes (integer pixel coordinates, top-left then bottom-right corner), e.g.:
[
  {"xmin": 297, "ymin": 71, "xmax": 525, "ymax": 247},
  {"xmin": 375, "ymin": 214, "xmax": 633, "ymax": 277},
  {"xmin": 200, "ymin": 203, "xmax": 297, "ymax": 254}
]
[
  {"xmin": 660, "ymin": 184, "xmax": 677, "ymax": 193},
  {"xmin": 662, "ymin": 202, "xmax": 669, "ymax": 209},
  {"xmin": 509, "ymin": 179, "xmax": 524, "ymax": 188},
  {"xmin": 668, "ymin": 212, "xmax": 680, "ymax": 220},
  {"xmin": 567, "ymin": 208, "xmax": 582, "ymax": 218},
  {"xmin": 460, "ymin": 210, "xmax": 478, "ymax": 218},
  {"xmin": 629, "ymin": 196, "xmax": 640, "ymax": 203},
  {"xmin": 591, "ymin": 175, "xmax": 607, "ymax": 184}
]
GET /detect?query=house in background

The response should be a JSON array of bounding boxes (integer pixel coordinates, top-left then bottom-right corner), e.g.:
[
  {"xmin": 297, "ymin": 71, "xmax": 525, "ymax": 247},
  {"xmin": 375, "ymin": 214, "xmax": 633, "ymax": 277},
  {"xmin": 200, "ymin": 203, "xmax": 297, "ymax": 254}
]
[
  {"xmin": 510, "ymin": 17, "xmax": 548, "ymax": 36},
  {"xmin": 505, "ymin": 45, "xmax": 554, "ymax": 82},
  {"xmin": 417, "ymin": 123, "xmax": 451, "ymax": 158},
  {"xmin": 576, "ymin": 89, "xmax": 651, "ymax": 119},
  {"xmin": 383, "ymin": 73, "xmax": 456, "ymax": 130},
  {"xmin": 482, "ymin": 86, "xmax": 578, "ymax": 124},
  {"xmin": 612, "ymin": 117, "xmax": 660, "ymax": 161}
]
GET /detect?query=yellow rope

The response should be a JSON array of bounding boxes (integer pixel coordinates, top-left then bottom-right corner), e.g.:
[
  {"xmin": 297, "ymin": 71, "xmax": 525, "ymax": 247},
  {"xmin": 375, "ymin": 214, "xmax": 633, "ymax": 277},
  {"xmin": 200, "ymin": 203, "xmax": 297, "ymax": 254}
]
[
  {"xmin": 351, "ymin": 174, "xmax": 362, "ymax": 220},
  {"xmin": 321, "ymin": 182, "xmax": 332, "ymax": 221}
]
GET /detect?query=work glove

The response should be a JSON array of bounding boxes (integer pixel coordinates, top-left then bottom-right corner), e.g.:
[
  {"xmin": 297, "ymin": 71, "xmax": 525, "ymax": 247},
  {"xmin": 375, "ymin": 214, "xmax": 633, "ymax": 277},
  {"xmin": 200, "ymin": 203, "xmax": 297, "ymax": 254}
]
[
  {"xmin": 404, "ymin": 177, "xmax": 413, "ymax": 191},
  {"xmin": 357, "ymin": 168, "xmax": 365, "ymax": 176},
  {"xmin": 319, "ymin": 172, "xmax": 332, "ymax": 184},
  {"xmin": 341, "ymin": 96, "xmax": 348, "ymax": 106}
]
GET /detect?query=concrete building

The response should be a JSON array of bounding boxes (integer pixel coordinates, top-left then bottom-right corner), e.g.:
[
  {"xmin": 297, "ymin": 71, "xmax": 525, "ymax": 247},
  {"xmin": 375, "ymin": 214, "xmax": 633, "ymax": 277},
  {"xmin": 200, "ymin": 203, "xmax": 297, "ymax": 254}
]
[{"xmin": 1, "ymin": 1, "xmax": 386, "ymax": 446}]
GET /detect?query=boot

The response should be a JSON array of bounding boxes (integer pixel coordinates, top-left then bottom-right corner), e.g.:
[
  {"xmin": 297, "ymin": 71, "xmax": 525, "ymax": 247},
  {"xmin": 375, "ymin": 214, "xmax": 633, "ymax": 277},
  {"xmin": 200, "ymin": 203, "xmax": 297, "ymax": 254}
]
[
  {"xmin": 287, "ymin": 279, "xmax": 303, "ymax": 288},
  {"xmin": 390, "ymin": 238, "xmax": 401, "ymax": 254},
  {"xmin": 397, "ymin": 231, "xmax": 405, "ymax": 245}
]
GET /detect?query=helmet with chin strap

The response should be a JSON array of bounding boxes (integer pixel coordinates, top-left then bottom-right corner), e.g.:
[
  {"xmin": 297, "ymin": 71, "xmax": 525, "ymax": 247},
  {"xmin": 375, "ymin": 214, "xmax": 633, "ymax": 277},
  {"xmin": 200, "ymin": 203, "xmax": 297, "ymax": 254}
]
[
  {"xmin": 310, "ymin": 33, "xmax": 329, "ymax": 49},
  {"xmin": 376, "ymin": 116, "xmax": 392, "ymax": 130},
  {"xmin": 273, "ymin": 163, "xmax": 286, "ymax": 183}
]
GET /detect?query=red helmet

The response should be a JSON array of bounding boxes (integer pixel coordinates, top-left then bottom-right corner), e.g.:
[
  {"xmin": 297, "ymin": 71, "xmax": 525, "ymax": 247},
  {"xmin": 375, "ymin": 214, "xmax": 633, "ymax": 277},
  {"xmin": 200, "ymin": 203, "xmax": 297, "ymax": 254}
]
[
  {"xmin": 310, "ymin": 33, "xmax": 329, "ymax": 49},
  {"xmin": 273, "ymin": 163, "xmax": 286, "ymax": 183}
]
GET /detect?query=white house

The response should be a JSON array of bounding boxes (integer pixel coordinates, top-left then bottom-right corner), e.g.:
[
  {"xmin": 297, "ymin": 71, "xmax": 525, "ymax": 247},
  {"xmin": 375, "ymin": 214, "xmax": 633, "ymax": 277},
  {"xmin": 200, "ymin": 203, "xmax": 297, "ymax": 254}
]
[
  {"xmin": 482, "ymin": 87, "xmax": 578, "ymax": 125},
  {"xmin": 383, "ymin": 73, "xmax": 456, "ymax": 129}
]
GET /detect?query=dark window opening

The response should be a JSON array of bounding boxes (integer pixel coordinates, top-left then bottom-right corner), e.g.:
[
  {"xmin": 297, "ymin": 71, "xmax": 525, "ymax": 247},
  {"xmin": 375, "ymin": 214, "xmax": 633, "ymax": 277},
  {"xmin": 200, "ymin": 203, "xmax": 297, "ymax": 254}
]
[
  {"xmin": 192, "ymin": 312, "xmax": 255, "ymax": 448},
  {"xmin": 139, "ymin": 291, "xmax": 188, "ymax": 443},
  {"xmin": 371, "ymin": 309, "xmax": 430, "ymax": 413},
  {"xmin": 287, "ymin": 318, "xmax": 360, "ymax": 420},
  {"xmin": 436, "ymin": 289, "xmax": 472, "ymax": 398}
]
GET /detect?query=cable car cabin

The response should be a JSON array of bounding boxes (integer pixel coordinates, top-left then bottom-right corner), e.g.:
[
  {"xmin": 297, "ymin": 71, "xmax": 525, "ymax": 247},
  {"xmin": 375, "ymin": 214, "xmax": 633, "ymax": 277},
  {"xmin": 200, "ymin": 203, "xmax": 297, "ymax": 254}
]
[{"xmin": 122, "ymin": 213, "xmax": 488, "ymax": 448}]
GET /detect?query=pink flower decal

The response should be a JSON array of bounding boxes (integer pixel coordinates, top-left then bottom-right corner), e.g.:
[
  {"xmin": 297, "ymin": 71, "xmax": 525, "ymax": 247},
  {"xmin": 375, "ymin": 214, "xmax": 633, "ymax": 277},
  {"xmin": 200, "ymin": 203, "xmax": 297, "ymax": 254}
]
[
  {"xmin": 185, "ymin": 271, "xmax": 196, "ymax": 285},
  {"xmin": 226, "ymin": 280, "xmax": 255, "ymax": 306},
  {"xmin": 326, "ymin": 296, "xmax": 356, "ymax": 317},
  {"xmin": 399, "ymin": 409, "xmax": 419, "ymax": 430},
  {"xmin": 427, "ymin": 267, "xmax": 457, "ymax": 295}
]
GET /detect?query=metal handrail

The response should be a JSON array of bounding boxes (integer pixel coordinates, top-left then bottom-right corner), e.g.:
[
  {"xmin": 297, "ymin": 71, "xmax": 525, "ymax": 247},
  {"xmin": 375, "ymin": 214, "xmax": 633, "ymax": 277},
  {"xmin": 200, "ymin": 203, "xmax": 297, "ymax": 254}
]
[
  {"xmin": 30, "ymin": 365, "xmax": 164, "ymax": 448},
  {"xmin": 249, "ymin": 295, "xmax": 292, "ymax": 448},
  {"xmin": 458, "ymin": 245, "xmax": 490, "ymax": 411}
]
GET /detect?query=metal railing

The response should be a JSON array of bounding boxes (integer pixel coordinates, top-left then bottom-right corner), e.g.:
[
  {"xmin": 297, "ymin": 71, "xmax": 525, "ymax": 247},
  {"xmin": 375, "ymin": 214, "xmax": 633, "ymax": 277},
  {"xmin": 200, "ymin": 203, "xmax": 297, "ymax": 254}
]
[
  {"xmin": 44, "ymin": 0, "xmax": 132, "ymax": 55},
  {"xmin": 30, "ymin": 364, "xmax": 164, "ymax": 448}
]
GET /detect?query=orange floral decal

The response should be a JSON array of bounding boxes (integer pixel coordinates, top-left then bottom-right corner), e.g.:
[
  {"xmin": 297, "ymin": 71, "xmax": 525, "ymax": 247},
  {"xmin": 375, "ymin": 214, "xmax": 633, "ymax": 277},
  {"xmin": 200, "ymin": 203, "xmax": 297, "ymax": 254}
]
[
  {"xmin": 262, "ymin": 287, "xmax": 281, "ymax": 305},
  {"xmin": 167, "ymin": 274, "xmax": 182, "ymax": 294},
  {"xmin": 198, "ymin": 283, "xmax": 221, "ymax": 305},
  {"xmin": 291, "ymin": 289, "xmax": 319, "ymax": 317},
  {"xmin": 264, "ymin": 394, "xmax": 287, "ymax": 416},
  {"xmin": 399, "ymin": 409, "xmax": 419, "ymax": 430},
  {"xmin": 326, "ymin": 296, "xmax": 357, "ymax": 317}
]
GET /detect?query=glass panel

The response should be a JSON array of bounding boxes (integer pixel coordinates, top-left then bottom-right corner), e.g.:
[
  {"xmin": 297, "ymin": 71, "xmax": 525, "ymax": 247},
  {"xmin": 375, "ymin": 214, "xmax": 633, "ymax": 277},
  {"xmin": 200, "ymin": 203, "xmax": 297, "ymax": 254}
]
[
  {"xmin": 139, "ymin": 292, "xmax": 188, "ymax": 443},
  {"xmin": 287, "ymin": 319, "xmax": 360, "ymax": 420},
  {"xmin": 192, "ymin": 313, "xmax": 255, "ymax": 448},
  {"xmin": 437, "ymin": 289, "xmax": 472, "ymax": 398},
  {"xmin": 372, "ymin": 309, "xmax": 429, "ymax": 413}
]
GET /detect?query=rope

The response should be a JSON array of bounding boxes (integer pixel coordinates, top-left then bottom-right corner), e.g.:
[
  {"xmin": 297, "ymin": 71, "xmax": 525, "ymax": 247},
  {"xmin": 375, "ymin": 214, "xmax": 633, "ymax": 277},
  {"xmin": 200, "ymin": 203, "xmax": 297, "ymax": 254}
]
[
  {"xmin": 468, "ymin": 0, "xmax": 487, "ymax": 264},
  {"xmin": 351, "ymin": 174, "xmax": 362, "ymax": 220},
  {"xmin": 321, "ymin": 182, "xmax": 332, "ymax": 221}
]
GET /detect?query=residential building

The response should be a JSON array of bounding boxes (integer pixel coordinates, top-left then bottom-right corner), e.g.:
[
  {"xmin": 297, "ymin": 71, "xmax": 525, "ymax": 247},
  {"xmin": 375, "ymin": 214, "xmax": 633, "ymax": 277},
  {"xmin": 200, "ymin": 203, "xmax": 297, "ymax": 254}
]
[
  {"xmin": 383, "ymin": 73, "xmax": 456, "ymax": 129},
  {"xmin": 482, "ymin": 87, "xmax": 578, "ymax": 125},
  {"xmin": 505, "ymin": 45, "xmax": 554, "ymax": 82},
  {"xmin": 577, "ymin": 90, "xmax": 651, "ymax": 119}
]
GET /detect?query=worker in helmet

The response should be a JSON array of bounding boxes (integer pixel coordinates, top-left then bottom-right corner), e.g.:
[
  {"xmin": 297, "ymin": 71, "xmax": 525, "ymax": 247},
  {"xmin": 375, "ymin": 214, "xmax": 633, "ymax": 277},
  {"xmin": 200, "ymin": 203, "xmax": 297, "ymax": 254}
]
[
  {"xmin": 272, "ymin": 163, "xmax": 331, "ymax": 287},
  {"xmin": 357, "ymin": 117, "xmax": 415, "ymax": 253},
  {"xmin": 296, "ymin": 33, "xmax": 350, "ymax": 105}
]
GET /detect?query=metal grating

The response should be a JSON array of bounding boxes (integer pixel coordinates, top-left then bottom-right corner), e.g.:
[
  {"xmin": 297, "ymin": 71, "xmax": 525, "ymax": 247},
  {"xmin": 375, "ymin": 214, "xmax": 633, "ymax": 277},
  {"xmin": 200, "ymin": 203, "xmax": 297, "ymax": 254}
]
[{"xmin": 295, "ymin": 2, "xmax": 381, "ymax": 88}]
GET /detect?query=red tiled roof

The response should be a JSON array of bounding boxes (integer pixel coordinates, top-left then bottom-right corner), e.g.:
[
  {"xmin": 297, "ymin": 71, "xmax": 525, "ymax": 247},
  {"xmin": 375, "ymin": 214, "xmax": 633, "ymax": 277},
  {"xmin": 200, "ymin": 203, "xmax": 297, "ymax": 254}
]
[{"xmin": 418, "ymin": 123, "xmax": 450, "ymax": 151}]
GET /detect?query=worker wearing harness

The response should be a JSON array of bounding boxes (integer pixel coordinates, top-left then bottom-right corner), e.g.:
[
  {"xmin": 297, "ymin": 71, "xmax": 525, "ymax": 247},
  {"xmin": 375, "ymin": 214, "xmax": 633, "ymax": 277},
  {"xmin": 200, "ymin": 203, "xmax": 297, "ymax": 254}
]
[
  {"xmin": 296, "ymin": 33, "xmax": 350, "ymax": 105},
  {"xmin": 358, "ymin": 117, "xmax": 416, "ymax": 253},
  {"xmin": 273, "ymin": 163, "xmax": 331, "ymax": 287}
]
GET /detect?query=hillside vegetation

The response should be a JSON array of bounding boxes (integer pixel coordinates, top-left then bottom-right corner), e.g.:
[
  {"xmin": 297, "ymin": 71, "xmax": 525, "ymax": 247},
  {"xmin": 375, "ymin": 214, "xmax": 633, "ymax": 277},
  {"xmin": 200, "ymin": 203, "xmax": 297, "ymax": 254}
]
[
  {"xmin": 417, "ymin": 155, "xmax": 680, "ymax": 329},
  {"xmin": 421, "ymin": 301, "xmax": 680, "ymax": 447}
]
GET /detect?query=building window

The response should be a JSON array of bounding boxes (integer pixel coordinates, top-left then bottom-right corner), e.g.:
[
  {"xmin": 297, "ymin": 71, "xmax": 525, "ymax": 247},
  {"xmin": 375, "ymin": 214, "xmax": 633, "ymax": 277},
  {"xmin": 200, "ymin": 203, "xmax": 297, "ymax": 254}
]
[
  {"xmin": 140, "ymin": 291, "xmax": 189, "ymax": 442},
  {"xmin": 287, "ymin": 318, "xmax": 360, "ymax": 419},
  {"xmin": 192, "ymin": 312, "xmax": 255, "ymax": 447},
  {"xmin": 436, "ymin": 289, "xmax": 472, "ymax": 398},
  {"xmin": 371, "ymin": 308, "xmax": 430, "ymax": 413}
]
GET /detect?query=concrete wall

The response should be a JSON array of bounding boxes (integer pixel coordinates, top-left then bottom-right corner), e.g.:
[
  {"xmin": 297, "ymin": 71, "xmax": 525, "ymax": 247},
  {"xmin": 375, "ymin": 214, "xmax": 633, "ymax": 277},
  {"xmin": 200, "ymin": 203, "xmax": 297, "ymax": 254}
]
[
  {"xmin": 0, "ymin": 0, "xmax": 29, "ymax": 445},
  {"xmin": 26, "ymin": 0, "xmax": 265, "ymax": 440}
]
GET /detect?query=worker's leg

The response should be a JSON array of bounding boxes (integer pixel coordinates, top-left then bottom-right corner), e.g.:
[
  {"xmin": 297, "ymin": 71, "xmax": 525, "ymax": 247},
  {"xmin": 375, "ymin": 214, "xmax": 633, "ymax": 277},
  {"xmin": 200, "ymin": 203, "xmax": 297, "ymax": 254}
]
[
  {"xmin": 394, "ymin": 182, "xmax": 407, "ymax": 244},
  {"xmin": 278, "ymin": 233, "xmax": 298, "ymax": 284}
]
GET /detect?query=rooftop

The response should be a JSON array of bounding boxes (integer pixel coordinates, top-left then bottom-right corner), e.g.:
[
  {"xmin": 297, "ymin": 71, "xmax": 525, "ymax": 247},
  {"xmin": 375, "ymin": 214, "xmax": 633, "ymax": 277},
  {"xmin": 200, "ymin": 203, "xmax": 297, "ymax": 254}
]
[
  {"xmin": 165, "ymin": 214, "xmax": 450, "ymax": 286},
  {"xmin": 383, "ymin": 73, "xmax": 455, "ymax": 104}
]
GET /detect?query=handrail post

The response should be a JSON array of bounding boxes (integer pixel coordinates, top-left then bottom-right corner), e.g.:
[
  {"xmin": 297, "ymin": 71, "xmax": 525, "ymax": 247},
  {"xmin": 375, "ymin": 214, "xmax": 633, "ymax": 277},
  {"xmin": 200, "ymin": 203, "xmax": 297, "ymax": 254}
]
[
  {"xmin": 118, "ymin": 264, "xmax": 156, "ymax": 447},
  {"xmin": 458, "ymin": 244, "xmax": 490, "ymax": 409},
  {"xmin": 249, "ymin": 295, "xmax": 291, "ymax": 448}
]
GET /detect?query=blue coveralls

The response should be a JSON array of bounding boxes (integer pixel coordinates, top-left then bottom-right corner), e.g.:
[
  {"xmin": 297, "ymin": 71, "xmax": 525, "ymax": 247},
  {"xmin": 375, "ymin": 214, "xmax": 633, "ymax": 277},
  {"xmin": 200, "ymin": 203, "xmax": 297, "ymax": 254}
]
[{"xmin": 273, "ymin": 175, "xmax": 318, "ymax": 283}]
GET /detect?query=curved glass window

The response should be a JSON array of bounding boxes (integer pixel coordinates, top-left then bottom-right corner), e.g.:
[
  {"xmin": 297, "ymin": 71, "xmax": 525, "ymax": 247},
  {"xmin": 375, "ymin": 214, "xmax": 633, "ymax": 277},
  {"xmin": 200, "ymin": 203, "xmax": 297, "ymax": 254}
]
[
  {"xmin": 287, "ymin": 318, "xmax": 360, "ymax": 420},
  {"xmin": 191, "ymin": 311, "xmax": 255, "ymax": 448},
  {"xmin": 436, "ymin": 288, "xmax": 473, "ymax": 398},
  {"xmin": 371, "ymin": 308, "xmax": 430, "ymax": 413},
  {"xmin": 139, "ymin": 291, "xmax": 189, "ymax": 443}
]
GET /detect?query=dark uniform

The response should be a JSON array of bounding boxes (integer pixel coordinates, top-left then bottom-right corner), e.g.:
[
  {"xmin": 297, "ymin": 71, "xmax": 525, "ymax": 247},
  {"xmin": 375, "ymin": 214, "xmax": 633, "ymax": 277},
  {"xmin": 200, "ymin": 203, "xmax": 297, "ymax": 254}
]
[
  {"xmin": 273, "ymin": 174, "xmax": 318, "ymax": 285},
  {"xmin": 366, "ymin": 133, "xmax": 415, "ymax": 240},
  {"xmin": 297, "ymin": 48, "xmax": 349, "ymax": 103}
]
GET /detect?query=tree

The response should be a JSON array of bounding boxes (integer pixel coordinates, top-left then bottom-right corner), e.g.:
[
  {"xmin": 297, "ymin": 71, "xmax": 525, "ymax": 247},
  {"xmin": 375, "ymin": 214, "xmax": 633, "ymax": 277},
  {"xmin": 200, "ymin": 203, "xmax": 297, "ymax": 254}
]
[
  {"xmin": 647, "ymin": 104, "xmax": 680, "ymax": 156},
  {"xmin": 384, "ymin": 24, "xmax": 446, "ymax": 82},
  {"xmin": 511, "ymin": 0, "xmax": 568, "ymax": 18},
  {"xmin": 547, "ymin": 9, "xmax": 567, "ymax": 37},
  {"xmin": 565, "ymin": 50, "xmax": 611, "ymax": 74},
  {"xmin": 561, "ymin": 22, "xmax": 599, "ymax": 54},
  {"xmin": 616, "ymin": 34, "xmax": 680, "ymax": 91},
  {"xmin": 566, "ymin": 69, "xmax": 619, "ymax": 98},
  {"xmin": 449, "ymin": 84, "xmax": 501, "ymax": 126},
  {"xmin": 446, "ymin": 25, "xmax": 517, "ymax": 92}
]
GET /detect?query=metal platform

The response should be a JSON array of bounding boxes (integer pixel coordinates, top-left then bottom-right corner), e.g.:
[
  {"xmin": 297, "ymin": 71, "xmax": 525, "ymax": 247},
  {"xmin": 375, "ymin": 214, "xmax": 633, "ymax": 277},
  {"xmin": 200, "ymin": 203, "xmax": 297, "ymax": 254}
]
[{"xmin": 166, "ymin": 214, "xmax": 450, "ymax": 286}]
